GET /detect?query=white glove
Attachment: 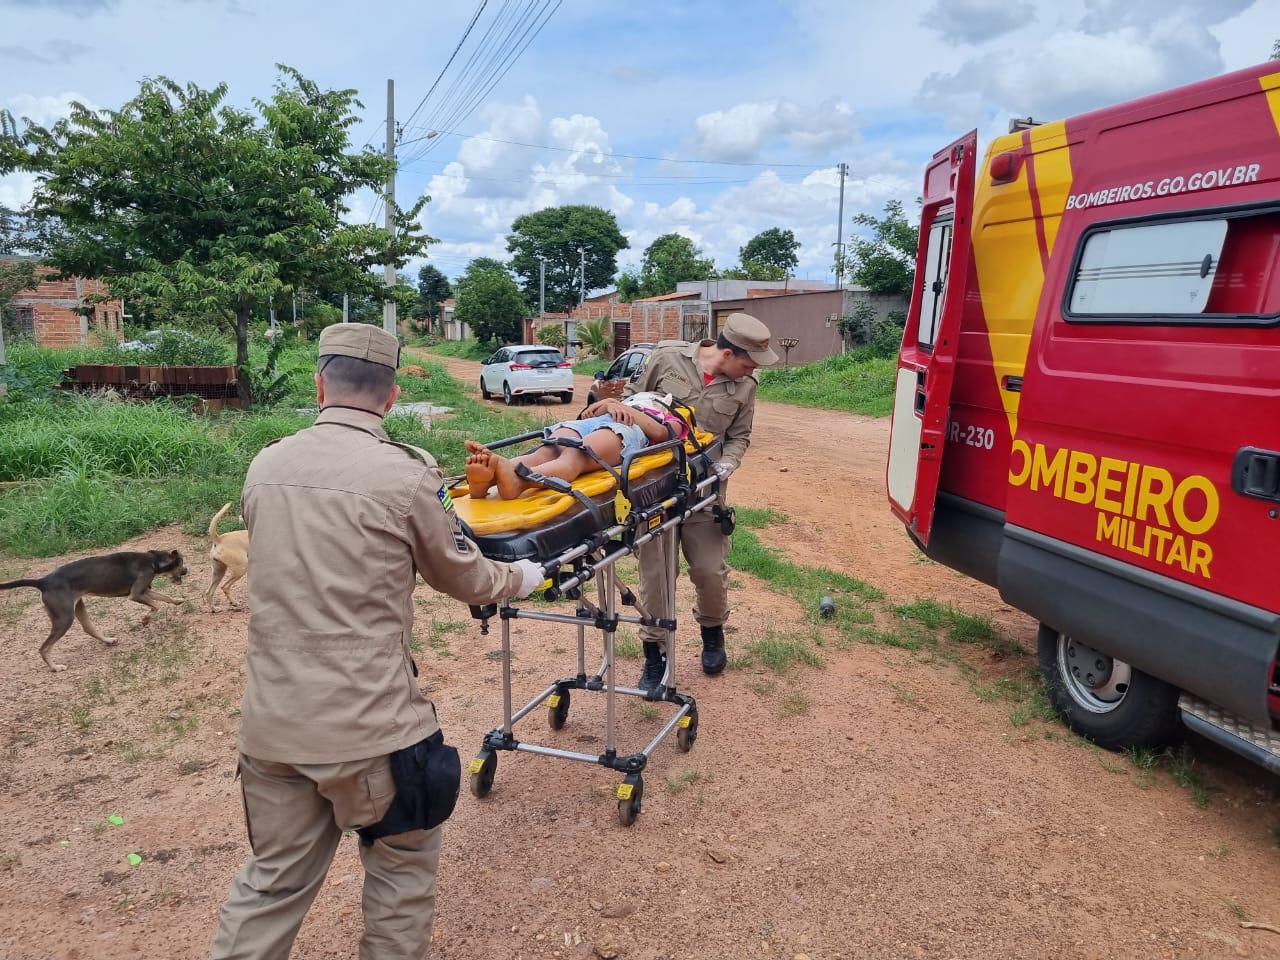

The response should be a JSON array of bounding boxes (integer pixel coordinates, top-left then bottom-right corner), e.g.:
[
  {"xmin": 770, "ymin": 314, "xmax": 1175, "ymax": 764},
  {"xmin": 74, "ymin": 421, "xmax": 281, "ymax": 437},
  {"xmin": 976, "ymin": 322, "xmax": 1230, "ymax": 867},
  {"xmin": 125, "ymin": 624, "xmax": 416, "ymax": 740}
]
[
  {"xmin": 514, "ymin": 558, "xmax": 546, "ymax": 598},
  {"xmin": 711, "ymin": 460, "xmax": 736, "ymax": 481}
]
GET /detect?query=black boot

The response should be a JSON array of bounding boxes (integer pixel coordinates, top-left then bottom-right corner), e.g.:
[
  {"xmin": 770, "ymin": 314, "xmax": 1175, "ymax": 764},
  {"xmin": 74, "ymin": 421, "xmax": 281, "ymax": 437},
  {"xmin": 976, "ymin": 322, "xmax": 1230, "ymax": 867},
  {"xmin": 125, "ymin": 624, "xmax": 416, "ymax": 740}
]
[
  {"xmin": 638, "ymin": 641, "xmax": 667, "ymax": 695},
  {"xmin": 700, "ymin": 625, "xmax": 726, "ymax": 675}
]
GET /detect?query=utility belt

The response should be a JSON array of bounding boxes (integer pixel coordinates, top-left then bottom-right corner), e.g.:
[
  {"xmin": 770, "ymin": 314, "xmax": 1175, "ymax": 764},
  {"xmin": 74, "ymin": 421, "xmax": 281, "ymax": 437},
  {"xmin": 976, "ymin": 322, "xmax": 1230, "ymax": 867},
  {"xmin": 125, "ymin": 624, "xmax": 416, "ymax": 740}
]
[{"xmin": 357, "ymin": 729, "xmax": 461, "ymax": 846}]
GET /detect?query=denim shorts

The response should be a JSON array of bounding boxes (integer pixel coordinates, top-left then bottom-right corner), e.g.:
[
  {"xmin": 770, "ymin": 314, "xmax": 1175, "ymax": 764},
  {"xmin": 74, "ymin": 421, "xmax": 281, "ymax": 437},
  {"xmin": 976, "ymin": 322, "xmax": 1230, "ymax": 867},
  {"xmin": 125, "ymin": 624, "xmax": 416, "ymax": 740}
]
[{"xmin": 546, "ymin": 413, "xmax": 648, "ymax": 455}]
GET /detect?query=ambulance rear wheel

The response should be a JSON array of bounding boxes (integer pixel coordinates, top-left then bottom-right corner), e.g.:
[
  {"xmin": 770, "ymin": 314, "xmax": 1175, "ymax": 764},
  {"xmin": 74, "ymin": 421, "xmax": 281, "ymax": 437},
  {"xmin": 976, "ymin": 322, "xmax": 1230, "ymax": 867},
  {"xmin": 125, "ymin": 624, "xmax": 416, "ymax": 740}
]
[
  {"xmin": 616, "ymin": 773, "xmax": 643, "ymax": 827},
  {"xmin": 548, "ymin": 691, "xmax": 571, "ymax": 730},
  {"xmin": 469, "ymin": 750, "xmax": 497, "ymax": 798},
  {"xmin": 1037, "ymin": 624, "xmax": 1182, "ymax": 751}
]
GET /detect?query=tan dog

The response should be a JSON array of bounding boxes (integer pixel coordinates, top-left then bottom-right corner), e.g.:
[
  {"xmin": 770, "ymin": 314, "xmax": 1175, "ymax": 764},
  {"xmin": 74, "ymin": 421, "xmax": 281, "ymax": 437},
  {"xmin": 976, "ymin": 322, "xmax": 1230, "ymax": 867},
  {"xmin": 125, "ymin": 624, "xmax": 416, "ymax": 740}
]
[{"xmin": 204, "ymin": 502, "xmax": 249, "ymax": 611}]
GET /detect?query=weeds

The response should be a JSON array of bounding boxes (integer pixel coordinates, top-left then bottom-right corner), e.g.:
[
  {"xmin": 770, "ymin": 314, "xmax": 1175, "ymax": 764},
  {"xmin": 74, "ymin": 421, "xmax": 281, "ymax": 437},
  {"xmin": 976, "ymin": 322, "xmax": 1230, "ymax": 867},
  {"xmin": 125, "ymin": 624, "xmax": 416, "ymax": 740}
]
[{"xmin": 667, "ymin": 769, "xmax": 705, "ymax": 795}]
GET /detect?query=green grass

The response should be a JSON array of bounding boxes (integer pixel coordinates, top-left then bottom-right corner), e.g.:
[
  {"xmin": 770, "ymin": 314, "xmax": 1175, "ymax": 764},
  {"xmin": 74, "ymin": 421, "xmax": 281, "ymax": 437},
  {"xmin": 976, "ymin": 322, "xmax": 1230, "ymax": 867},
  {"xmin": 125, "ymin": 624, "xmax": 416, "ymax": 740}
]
[
  {"xmin": 756, "ymin": 350, "xmax": 897, "ymax": 417},
  {"xmin": 0, "ymin": 348, "xmax": 544, "ymax": 557}
]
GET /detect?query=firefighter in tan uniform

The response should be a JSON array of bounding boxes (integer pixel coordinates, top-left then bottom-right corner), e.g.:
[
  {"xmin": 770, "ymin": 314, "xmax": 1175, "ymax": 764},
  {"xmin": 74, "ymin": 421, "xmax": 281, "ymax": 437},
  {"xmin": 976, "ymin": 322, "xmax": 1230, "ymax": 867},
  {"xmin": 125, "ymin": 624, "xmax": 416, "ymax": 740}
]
[
  {"xmin": 210, "ymin": 324, "xmax": 543, "ymax": 960},
  {"xmin": 625, "ymin": 312, "xmax": 778, "ymax": 691}
]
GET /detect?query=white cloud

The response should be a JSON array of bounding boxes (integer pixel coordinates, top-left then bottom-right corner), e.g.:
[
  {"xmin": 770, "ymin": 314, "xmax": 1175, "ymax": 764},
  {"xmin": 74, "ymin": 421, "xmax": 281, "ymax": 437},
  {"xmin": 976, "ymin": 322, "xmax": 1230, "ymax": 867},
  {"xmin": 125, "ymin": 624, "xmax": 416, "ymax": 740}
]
[
  {"xmin": 923, "ymin": 0, "xmax": 1037, "ymax": 44},
  {"xmin": 689, "ymin": 99, "xmax": 858, "ymax": 163},
  {"xmin": 7, "ymin": 90, "xmax": 95, "ymax": 125}
]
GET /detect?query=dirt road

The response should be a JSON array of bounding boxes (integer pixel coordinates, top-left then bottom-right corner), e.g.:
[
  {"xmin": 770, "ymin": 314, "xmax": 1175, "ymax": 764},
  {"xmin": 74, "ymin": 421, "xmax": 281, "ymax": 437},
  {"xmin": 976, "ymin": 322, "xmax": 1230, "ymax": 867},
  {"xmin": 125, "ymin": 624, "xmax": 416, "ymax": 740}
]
[{"xmin": 0, "ymin": 353, "xmax": 1277, "ymax": 960}]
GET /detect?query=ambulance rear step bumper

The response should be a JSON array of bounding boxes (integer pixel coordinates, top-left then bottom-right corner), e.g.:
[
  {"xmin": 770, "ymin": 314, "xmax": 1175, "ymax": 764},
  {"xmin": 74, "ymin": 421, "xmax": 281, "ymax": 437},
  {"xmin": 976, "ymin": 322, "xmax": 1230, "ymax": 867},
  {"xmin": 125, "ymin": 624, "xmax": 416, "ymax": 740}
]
[{"xmin": 1179, "ymin": 695, "xmax": 1280, "ymax": 774}]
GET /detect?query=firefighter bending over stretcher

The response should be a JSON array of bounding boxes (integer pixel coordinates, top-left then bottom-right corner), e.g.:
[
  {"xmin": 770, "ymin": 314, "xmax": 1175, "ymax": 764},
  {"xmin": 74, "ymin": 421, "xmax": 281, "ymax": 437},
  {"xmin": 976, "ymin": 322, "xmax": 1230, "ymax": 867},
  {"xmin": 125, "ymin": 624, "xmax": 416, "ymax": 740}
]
[{"xmin": 464, "ymin": 392, "xmax": 692, "ymax": 500}]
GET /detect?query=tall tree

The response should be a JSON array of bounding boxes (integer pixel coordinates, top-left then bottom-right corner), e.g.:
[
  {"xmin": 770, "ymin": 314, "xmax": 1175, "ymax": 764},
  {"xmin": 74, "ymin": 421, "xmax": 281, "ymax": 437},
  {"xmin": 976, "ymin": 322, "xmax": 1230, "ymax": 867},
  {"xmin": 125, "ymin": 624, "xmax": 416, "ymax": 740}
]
[
  {"xmin": 739, "ymin": 227, "xmax": 799, "ymax": 280},
  {"xmin": 414, "ymin": 264, "xmax": 452, "ymax": 324},
  {"xmin": 12, "ymin": 67, "xmax": 430, "ymax": 407},
  {"xmin": 454, "ymin": 258, "xmax": 526, "ymax": 346},
  {"xmin": 617, "ymin": 233, "xmax": 713, "ymax": 301},
  {"xmin": 844, "ymin": 200, "xmax": 919, "ymax": 296},
  {"xmin": 506, "ymin": 205, "xmax": 628, "ymax": 311}
]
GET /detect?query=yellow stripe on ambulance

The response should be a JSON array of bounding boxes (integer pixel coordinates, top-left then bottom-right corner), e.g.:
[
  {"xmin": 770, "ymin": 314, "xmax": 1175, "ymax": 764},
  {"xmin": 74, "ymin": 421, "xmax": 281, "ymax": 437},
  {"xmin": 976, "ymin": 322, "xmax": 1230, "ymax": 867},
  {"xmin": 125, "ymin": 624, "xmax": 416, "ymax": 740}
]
[{"xmin": 1009, "ymin": 439, "xmax": 1219, "ymax": 579}]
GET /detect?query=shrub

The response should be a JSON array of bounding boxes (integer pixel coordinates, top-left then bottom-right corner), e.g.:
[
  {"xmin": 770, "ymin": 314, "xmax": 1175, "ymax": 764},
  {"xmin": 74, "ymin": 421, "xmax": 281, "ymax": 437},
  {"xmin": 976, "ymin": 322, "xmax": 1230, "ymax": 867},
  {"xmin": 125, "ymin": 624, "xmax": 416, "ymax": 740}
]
[{"xmin": 537, "ymin": 325, "xmax": 567, "ymax": 350}]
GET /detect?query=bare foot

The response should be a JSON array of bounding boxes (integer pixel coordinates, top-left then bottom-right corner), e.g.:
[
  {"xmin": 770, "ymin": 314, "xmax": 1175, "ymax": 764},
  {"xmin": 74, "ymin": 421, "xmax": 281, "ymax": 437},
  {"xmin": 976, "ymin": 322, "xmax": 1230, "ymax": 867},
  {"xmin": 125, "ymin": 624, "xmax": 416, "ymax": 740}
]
[
  {"xmin": 100, "ymin": 636, "xmax": 118, "ymax": 646},
  {"xmin": 464, "ymin": 440, "xmax": 497, "ymax": 499},
  {"xmin": 493, "ymin": 455, "xmax": 531, "ymax": 500}
]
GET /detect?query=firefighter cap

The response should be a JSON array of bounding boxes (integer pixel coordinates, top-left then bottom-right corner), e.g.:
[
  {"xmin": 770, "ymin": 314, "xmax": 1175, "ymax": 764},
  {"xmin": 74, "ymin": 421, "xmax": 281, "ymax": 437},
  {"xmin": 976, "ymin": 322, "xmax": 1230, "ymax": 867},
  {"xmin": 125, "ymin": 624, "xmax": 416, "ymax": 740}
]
[
  {"xmin": 720, "ymin": 312, "xmax": 779, "ymax": 366},
  {"xmin": 317, "ymin": 323, "xmax": 401, "ymax": 370}
]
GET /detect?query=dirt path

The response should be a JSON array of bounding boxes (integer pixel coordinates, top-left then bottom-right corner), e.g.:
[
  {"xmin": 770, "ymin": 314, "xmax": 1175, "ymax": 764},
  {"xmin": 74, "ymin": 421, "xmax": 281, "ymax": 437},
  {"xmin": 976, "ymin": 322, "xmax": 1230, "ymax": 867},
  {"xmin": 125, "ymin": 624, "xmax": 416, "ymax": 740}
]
[{"xmin": 0, "ymin": 352, "xmax": 1277, "ymax": 960}]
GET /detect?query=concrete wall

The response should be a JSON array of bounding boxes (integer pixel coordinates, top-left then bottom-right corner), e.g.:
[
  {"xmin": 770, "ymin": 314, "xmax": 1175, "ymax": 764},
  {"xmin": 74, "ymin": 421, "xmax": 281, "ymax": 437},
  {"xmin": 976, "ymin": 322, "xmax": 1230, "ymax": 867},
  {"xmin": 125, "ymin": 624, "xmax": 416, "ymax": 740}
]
[{"xmin": 711, "ymin": 289, "xmax": 909, "ymax": 365}]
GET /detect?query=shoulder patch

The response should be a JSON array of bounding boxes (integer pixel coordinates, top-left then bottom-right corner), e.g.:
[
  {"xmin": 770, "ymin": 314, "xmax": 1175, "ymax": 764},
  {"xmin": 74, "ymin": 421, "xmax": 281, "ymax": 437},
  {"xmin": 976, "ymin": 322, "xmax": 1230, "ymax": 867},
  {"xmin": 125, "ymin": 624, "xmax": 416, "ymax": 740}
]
[{"xmin": 437, "ymin": 485, "xmax": 455, "ymax": 513}]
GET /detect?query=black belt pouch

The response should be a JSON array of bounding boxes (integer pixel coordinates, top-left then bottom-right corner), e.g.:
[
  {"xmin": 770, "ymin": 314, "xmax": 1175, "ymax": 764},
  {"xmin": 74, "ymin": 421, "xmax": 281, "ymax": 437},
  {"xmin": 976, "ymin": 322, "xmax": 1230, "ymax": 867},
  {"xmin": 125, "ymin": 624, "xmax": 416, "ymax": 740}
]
[{"xmin": 357, "ymin": 730, "xmax": 461, "ymax": 846}]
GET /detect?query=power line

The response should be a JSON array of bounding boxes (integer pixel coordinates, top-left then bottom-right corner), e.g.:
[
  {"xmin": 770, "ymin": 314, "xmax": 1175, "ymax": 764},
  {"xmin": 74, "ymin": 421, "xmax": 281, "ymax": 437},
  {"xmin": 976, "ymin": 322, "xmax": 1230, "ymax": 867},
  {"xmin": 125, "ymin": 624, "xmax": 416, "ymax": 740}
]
[
  {"xmin": 401, "ymin": 0, "xmax": 490, "ymax": 133},
  {"xmin": 398, "ymin": 127, "xmax": 816, "ymax": 168},
  {"xmin": 400, "ymin": 0, "xmax": 561, "ymax": 167}
]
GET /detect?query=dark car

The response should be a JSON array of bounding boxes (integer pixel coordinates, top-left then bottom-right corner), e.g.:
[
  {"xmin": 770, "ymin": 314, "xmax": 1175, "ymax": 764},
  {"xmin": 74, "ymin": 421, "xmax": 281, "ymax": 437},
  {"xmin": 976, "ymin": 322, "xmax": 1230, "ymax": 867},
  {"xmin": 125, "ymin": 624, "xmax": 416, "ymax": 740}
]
[{"xmin": 587, "ymin": 343, "xmax": 654, "ymax": 403}]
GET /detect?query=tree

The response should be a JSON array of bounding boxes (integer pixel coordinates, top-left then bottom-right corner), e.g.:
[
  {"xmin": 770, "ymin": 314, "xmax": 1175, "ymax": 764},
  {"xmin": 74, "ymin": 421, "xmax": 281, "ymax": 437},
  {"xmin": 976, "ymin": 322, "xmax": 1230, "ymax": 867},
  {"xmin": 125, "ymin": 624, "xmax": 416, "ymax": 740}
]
[
  {"xmin": 413, "ymin": 264, "xmax": 452, "ymax": 327},
  {"xmin": 454, "ymin": 258, "xmax": 526, "ymax": 347},
  {"xmin": 739, "ymin": 228, "xmax": 799, "ymax": 280},
  {"xmin": 844, "ymin": 200, "xmax": 920, "ymax": 296},
  {"xmin": 506, "ymin": 205, "xmax": 629, "ymax": 312},
  {"xmin": 1271, "ymin": 38, "xmax": 1279, "ymax": 60},
  {"xmin": 618, "ymin": 233, "xmax": 713, "ymax": 301},
  {"xmin": 12, "ymin": 67, "xmax": 430, "ymax": 407}
]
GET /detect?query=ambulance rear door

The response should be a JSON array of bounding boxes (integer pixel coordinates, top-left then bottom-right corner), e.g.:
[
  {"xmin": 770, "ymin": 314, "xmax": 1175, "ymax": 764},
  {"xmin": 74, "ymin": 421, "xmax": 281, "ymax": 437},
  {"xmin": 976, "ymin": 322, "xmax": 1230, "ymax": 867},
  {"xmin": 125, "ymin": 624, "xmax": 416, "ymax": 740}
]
[{"xmin": 887, "ymin": 130, "xmax": 977, "ymax": 544}]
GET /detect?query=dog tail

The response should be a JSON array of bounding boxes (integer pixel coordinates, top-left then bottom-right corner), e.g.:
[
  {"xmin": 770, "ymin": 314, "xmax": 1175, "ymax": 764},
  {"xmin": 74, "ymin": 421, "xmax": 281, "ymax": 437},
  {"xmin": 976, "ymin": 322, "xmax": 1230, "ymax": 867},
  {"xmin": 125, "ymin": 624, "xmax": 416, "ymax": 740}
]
[
  {"xmin": 209, "ymin": 502, "xmax": 233, "ymax": 542},
  {"xmin": 0, "ymin": 578, "xmax": 44, "ymax": 591}
]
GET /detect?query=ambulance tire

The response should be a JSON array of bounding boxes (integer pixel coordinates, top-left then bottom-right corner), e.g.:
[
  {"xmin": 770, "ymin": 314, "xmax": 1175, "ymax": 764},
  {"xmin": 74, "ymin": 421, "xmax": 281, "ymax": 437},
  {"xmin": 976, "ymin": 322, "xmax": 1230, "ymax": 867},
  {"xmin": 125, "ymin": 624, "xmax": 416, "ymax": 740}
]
[{"xmin": 1037, "ymin": 624, "xmax": 1183, "ymax": 751}]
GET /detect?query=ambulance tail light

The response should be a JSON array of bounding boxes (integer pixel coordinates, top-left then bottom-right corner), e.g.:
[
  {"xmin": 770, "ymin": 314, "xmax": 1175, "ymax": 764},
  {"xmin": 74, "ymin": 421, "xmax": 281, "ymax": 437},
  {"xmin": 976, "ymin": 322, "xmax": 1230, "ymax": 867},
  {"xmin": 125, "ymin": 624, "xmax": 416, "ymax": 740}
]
[{"xmin": 990, "ymin": 151, "xmax": 1022, "ymax": 184}]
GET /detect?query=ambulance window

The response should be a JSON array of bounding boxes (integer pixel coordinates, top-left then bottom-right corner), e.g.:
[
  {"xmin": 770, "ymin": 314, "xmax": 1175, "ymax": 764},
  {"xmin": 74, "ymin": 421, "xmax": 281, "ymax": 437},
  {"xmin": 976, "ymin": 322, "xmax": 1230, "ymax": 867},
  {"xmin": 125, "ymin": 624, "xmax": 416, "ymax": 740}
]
[
  {"xmin": 1067, "ymin": 209, "xmax": 1280, "ymax": 321},
  {"xmin": 917, "ymin": 217, "xmax": 952, "ymax": 348}
]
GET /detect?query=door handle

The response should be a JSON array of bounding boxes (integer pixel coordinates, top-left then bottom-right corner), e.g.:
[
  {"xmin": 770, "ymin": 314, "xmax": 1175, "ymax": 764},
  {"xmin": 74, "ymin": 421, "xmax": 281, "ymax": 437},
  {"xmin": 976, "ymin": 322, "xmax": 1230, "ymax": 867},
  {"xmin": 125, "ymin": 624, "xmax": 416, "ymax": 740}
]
[{"xmin": 1232, "ymin": 447, "xmax": 1280, "ymax": 502}]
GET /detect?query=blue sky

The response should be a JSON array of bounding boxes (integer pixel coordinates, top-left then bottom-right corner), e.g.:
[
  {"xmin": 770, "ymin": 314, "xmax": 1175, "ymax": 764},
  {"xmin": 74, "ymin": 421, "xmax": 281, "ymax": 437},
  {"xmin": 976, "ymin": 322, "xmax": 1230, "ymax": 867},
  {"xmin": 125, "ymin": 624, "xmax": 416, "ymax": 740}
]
[{"xmin": 1, "ymin": 0, "xmax": 1275, "ymax": 289}]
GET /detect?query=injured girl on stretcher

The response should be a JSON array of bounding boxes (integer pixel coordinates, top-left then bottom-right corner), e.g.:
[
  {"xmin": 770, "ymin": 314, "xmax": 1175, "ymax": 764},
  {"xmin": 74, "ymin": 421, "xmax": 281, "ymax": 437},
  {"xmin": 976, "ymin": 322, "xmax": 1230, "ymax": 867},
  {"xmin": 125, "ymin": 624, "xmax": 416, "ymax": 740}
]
[{"xmin": 464, "ymin": 392, "xmax": 692, "ymax": 500}]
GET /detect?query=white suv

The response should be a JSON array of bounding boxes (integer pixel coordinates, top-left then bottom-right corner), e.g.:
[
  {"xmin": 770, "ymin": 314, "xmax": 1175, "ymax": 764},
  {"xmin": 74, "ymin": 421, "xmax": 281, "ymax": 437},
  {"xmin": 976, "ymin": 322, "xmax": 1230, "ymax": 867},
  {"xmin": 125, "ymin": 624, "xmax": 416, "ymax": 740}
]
[{"xmin": 479, "ymin": 345, "xmax": 574, "ymax": 405}]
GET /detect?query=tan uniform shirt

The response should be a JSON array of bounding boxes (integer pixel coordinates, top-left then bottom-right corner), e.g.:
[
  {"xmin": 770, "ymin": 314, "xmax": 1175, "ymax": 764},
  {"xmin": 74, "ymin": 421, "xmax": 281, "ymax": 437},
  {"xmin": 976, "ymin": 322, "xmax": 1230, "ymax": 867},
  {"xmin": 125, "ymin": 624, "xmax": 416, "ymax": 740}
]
[
  {"xmin": 628, "ymin": 340, "xmax": 758, "ymax": 468},
  {"xmin": 237, "ymin": 407, "xmax": 523, "ymax": 764}
]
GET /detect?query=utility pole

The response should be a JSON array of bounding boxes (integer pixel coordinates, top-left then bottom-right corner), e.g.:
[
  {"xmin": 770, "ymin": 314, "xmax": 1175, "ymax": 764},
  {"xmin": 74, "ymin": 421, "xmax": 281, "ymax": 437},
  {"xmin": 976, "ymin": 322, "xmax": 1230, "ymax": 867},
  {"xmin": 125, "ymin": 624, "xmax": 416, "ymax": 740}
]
[
  {"xmin": 577, "ymin": 246, "xmax": 585, "ymax": 305},
  {"xmin": 538, "ymin": 256, "xmax": 546, "ymax": 318},
  {"xmin": 835, "ymin": 161, "xmax": 848, "ymax": 290},
  {"xmin": 343, "ymin": 292, "xmax": 349, "ymax": 323},
  {"xmin": 383, "ymin": 79, "xmax": 397, "ymax": 336}
]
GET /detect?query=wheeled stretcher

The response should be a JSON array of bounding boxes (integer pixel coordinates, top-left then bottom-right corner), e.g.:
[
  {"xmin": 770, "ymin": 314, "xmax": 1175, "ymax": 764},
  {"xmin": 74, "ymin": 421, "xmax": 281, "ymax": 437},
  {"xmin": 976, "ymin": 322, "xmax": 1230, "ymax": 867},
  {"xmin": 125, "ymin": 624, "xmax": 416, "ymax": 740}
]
[{"xmin": 450, "ymin": 424, "xmax": 724, "ymax": 825}]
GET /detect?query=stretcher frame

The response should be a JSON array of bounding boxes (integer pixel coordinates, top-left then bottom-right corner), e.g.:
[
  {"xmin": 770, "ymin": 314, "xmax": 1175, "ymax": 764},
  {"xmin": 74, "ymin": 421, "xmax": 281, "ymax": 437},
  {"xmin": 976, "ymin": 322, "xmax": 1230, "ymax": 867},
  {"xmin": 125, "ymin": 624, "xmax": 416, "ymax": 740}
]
[{"xmin": 461, "ymin": 427, "xmax": 722, "ymax": 826}]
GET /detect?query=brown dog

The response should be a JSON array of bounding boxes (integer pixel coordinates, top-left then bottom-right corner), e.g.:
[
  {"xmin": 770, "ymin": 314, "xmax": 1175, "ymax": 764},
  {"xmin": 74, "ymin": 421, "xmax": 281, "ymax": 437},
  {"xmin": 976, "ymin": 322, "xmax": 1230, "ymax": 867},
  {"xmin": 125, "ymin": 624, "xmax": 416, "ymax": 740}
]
[
  {"xmin": 204, "ymin": 502, "xmax": 248, "ymax": 611},
  {"xmin": 0, "ymin": 549, "xmax": 188, "ymax": 672}
]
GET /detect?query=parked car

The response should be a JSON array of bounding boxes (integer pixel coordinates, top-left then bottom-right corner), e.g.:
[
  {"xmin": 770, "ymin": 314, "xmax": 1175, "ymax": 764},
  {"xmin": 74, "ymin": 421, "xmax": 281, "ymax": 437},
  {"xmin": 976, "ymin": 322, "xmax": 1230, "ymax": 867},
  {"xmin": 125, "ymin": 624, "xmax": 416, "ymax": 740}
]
[
  {"xmin": 479, "ymin": 345, "xmax": 574, "ymax": 405},
  {"xmin": 586, "ymin": 343, "xmax": 654, "ymax": 403}
]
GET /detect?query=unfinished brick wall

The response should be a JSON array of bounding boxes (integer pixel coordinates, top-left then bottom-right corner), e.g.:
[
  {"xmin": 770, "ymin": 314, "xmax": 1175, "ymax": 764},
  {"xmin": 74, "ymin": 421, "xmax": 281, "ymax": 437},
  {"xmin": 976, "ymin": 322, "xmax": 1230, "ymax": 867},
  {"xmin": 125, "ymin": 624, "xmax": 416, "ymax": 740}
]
[{"xmin": 4, "ymin": 263, "xmax": 124, "ymax": 348}]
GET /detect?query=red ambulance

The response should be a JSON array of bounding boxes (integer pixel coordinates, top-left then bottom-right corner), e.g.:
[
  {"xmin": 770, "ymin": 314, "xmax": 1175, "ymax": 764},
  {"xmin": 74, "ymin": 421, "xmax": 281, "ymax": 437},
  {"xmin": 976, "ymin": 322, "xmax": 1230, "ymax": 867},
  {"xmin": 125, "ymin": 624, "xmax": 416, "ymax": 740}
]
[{"xmin": 887, "ymin": 61, "xmax": 1280, "ymax": 771}]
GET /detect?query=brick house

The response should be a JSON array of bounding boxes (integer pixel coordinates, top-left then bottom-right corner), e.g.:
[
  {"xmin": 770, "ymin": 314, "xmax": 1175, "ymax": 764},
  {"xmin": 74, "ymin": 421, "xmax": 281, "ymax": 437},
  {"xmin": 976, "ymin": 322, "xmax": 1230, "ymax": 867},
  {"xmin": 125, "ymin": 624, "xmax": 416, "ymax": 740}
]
[{"xmin": 2, "ymin": 259, "xmax": 125, "ymax": 348}]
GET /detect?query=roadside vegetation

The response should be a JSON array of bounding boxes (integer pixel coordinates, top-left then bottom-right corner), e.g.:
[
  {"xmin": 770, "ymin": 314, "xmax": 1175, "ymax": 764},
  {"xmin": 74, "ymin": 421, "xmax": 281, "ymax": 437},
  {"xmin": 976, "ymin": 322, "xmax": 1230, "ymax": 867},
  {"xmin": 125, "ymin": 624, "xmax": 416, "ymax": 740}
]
[{"xmin": 0, "ymin": 334, "xmax": 539, "ymax": 557}]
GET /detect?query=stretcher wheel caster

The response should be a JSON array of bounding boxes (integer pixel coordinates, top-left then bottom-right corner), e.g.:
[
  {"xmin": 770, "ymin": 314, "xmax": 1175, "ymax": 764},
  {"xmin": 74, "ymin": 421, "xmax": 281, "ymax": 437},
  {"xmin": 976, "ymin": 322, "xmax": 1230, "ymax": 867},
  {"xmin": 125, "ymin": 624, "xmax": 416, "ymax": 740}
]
[
  {"xmin": 469, "ymin": 749, "xmax": 497, "ymax": 798},
  {"xmin": 616, "ymin": 773, "xmax": 643, "ymax": 827},
  {"xmin": 547, "ymin": 691, "xmax": 571, "ymax": 730},
  {"xmin": 676, "ymin": 711, "xmax": 698, "ymax": 752}
]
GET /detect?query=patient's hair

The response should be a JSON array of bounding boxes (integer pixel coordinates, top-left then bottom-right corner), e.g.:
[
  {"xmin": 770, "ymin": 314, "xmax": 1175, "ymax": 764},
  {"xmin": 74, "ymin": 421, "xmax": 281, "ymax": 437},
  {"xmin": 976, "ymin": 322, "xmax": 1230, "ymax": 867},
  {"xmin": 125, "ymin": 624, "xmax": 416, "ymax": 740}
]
[
  {"xmin": 319, "ymin": 354, "xmax": 397, "ymax": 405},
  {"xmin": 715, "ymin": 334, "xmax": 749, "ymax": 358}
]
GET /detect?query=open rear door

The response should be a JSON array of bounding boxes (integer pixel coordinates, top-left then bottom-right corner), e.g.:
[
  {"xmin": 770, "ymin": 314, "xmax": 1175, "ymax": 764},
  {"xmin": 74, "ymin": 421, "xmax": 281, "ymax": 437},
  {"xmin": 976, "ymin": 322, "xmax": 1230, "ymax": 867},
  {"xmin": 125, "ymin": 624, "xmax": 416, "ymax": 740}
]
[{"xmin": 886, "ymin": 130, "xmax": 976, "ymax": 545}]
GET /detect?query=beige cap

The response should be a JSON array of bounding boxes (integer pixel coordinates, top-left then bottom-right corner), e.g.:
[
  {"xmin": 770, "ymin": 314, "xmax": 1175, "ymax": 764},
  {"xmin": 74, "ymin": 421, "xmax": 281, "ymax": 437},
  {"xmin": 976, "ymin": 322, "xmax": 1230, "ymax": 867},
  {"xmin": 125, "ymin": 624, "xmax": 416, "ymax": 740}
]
[
  {"xmin": 721, "ymin": 312, "xmax": 778, "ymax": 366},
  {"xmin": 317, "ymin": 323, "xmax": 400, "ymax": 369}
]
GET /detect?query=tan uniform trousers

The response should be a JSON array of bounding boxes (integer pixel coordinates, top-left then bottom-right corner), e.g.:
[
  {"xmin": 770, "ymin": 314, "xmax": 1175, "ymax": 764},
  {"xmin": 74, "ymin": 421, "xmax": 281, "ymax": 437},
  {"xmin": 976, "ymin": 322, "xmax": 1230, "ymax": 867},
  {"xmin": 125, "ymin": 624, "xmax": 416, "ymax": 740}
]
[
  {"xmin": 637, "ymin": 507, "xmax": 730, "ymax": 649},
  {"xmin": 211, "ymin": 752, "xmax": 442, "ymax": 960}
]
